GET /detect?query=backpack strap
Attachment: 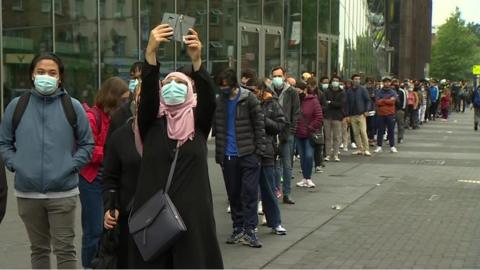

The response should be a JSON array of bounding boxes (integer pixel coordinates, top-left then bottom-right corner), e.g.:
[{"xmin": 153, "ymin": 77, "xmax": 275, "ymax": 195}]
[
  {"xmin": 12, "ymin": 92, "xmax": 32, "ymax": 137},
  {"xmin": 60, "ymin": 94, "xmax": 78, "ymax": 130}
]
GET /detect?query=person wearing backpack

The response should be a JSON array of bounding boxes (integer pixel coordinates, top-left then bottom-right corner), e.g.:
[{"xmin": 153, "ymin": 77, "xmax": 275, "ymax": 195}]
[
  {"xmin": 78, "ymin": 77, "xmax": 130, "ymax": 268},
  {"xmin": 0, "ymin": 53, "xmax": 94, "ymax": 269}
]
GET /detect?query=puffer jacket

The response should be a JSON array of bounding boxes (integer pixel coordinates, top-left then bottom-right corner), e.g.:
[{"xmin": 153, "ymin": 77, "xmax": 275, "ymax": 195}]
[
  {"xmin": 296, "ymin": 94, "xmax": 323, "ymax": 139},
  {"xmin": 214, "ymin": 87, "xmax": 266, "ymax": 164},
  {"xmin": 258, "ymin": 91, "xmax": 286, "ymax": 166},
  {"xmin": 80, "ymin": 105, "xmax": 111, "ymax": 182}
]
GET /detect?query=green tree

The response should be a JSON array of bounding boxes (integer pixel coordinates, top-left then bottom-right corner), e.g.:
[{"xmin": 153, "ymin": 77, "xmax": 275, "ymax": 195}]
[{"xmin": 431, "ymin": 8, "xmax": 479, "ymax": 80}]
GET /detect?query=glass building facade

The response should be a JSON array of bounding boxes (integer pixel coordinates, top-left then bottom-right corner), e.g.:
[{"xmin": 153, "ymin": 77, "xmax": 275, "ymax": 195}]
[{"xmin": 0, "ymin": 0, "xmax": 386, "ymax": 111}]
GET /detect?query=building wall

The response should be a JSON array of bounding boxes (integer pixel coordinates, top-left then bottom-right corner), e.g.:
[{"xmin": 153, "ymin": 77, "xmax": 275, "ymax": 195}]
[{"xmin": 1, "ymin": 0, "xmax": 383, "ymax": 110}]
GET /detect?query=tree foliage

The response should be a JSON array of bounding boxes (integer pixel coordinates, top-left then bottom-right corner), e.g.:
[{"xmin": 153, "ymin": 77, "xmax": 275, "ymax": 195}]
[{"xmin": 431, "ymin": 8, "xmax": 480, "ymax": 80}]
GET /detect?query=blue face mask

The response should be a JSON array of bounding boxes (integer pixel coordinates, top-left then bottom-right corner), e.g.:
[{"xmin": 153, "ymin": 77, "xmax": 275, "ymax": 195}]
[
  {"xmin": 128, "ymin": 79, "xmax": 139, "ymax": 92},
  {"xmin": 272, "ymin": 77, "xmax": 284, "ymax": 88},
  {"xmin": 161, "ymin": 80, "xmax": 188, "ymax": 105},
  {"xmin": 34, "ymin": 74, "xmax": 58, "ymax": 95},
  {"xmin": 221, "ymin": 87, "xmax": 232, "ymax": 96}
]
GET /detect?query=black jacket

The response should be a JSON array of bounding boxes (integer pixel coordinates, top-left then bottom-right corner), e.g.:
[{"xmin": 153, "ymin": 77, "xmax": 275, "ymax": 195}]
[
  {"xmin": 273, "ymin": 83, "xmax": 300, "ymax": 141},
  {"xmin": 214, "ymin": 87, "xmax": 266, "ymax": 164},
  {"xmin": 324, "ymin": 88, "xmax": 346, "ymax": 121},
  {"xmin": 0, "ymin": 157, "xmax": 6, "ymax": 223},
  {"xmin": 260, "ymin": 95, "xmax": 286, "ymax": 166},
  {"xmin": 134, "ymin": 62, "xmax": 223, "ymax": 268},
  {"xmin": 345, "ymin": 86, "xmax": 371, "ymax": 116}
]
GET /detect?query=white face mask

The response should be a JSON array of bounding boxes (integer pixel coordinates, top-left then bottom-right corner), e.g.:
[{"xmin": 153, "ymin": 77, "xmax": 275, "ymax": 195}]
[
  {"xmin": 331, "ymin": 81, "xmax": 340, "ymax": 88},
  {"xmin": 321, "ymin": 83, "xmax": 329, "ymax": 90}
]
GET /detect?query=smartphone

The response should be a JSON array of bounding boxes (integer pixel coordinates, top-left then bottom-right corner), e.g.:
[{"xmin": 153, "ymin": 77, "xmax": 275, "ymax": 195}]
[{"xmin": 161, "ymin": 13, "xmax": 196, "ymax": 42}]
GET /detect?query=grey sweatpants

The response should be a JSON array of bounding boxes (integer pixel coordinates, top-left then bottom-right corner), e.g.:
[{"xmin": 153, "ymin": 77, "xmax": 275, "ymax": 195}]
[{"xmin": 17, "ymin": 196, "xmax": 78, "ymax": 269}]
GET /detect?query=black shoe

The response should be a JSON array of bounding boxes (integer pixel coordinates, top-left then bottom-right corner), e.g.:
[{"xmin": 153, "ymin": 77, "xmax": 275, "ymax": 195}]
[
  {"xmin": 226, "ymin": 228, "xmax": 244, "ymax": 244},
  {"xmin": 475, "ymin": 123, "xmax": 478, "ymax": 131},
  {"xmin": 283, "ymin": 196, "xmax": 295, "ymax": 204},
  {"xmin": 241, "ymin": 230, "xmax": 262, "ymax": 248}
]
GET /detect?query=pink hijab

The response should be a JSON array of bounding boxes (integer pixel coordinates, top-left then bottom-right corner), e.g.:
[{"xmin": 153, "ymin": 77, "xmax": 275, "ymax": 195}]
[{"xmin": 134, "ymin": 72, "xmax": 197, "ymax": 155}]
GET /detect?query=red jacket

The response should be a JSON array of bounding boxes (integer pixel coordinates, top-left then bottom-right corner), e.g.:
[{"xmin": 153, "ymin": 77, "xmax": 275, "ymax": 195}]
[
  {"xmin": 296, "ymin": 95, "xmax": 323, "ymax": 139},
  {"xmin": 80, "ymin": 106, "xmax": 111, "ymax": 182}
]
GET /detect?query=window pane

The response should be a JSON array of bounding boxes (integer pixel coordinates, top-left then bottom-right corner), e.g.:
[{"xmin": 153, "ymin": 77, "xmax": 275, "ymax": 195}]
[
  {"xmin": 2, "ymin": 0, "xmax": 53, "ymax": 109},
  {"xmin": 318, "ymin": 0, "xmax": 330, "ymax": 34},
  {"xmin": 55, "ymin": 0, "xmax": 98, "ymax": 102},
  {"xmin": 101, "ymin": 0, "xmax": 140, "ymax": 82},
  {"xmin": 318, "ymin": 37, "xmax": 328, "ymax": 77},
  {"xmin": 331, "ymin": 0, "xmax": 340, "ymax": 35},
  {"xmin": 209, "ymin": 0, "xmax": 237, "ymax": 76},
  {"xmin": 301, "ymin": 0, "xmax": 317, "ymax": 75},
  {"xmin": 240, "ymin": 31, "xmax": 259, "ymax": 72},
  {"xmin": 140, "ymin": 0, "xmax": 174, "ymax": 78},
  {"xmin": 177, "ymin": 0, "xmax": 207, "ymax": 69},
  {"xmin": 265, "ymin": 33, "xmax": 281, "ymax": 76},
  {"xmin": 239, "ymin": 0, "xmax": 261, "ymax": 24},
  {"xmin": 285, "ymin": 0, "xmax": 301, "ymax": 78},
  {"xmin": 264, "ymin": 0, "xmax": 282, "ymax": 26}
]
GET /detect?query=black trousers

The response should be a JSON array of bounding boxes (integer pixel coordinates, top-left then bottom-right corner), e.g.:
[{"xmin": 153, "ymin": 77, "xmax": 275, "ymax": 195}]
[
  {"xmin": 222, "ymin": 154, "xmax": 261, "ymax": 230},
  {"xmin": 314, "ymin": 143, "xmax": 324, "ymax": 167}
]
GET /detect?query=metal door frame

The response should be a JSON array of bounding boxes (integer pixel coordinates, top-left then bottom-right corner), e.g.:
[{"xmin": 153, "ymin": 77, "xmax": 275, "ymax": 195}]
[{"xmin": 237, "ymin": 23, "xmax": 284, "ymax": 79}]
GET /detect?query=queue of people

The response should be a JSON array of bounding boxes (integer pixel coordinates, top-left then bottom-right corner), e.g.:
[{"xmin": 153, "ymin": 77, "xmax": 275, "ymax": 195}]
[{"xmin": 0, "ymin": 22, "xmax": 477, "ymax": 269}]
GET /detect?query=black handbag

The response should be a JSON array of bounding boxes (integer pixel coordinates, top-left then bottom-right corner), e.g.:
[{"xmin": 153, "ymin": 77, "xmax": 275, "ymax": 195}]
[{"xmin": 128, "ymin": 148, "xmax": 187, "ymax": 262}]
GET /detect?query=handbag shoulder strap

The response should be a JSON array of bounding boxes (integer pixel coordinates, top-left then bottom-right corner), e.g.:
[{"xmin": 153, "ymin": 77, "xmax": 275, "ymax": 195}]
[{"xmin": 165, "ymin": 148, "xmax": 179, "ymax": 193}]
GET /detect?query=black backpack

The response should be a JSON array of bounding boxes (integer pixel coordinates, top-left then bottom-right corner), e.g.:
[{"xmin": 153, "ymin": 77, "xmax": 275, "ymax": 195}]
[{"xmin": 12, "ymin": 91, "xmax": 78, "ymax": 139}]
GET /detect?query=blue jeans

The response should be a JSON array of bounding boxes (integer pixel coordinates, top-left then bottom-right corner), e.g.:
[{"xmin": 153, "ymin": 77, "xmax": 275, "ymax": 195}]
[
  {"xmin": 79, "ymin": 174, "xmax": 104, "ymax": 268},
  {"xmin": 259, "ymin": 166, "xmax": 281, "ymax": 228},
  {"xmin": 295, "ymin": 137, "xmax": 314, "ymax": 179},
  {"xmin": 279, "ymin": 134, "xmax": 294, "ymax": 196}
]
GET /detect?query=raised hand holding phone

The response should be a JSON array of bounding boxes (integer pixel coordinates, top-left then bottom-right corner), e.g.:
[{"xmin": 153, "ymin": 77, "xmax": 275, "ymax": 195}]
[
  {"xmin": 184, "ymin": 28, "xmax": 202, "ymax": 71},
  {"xmin": 145, "ymin": 24, "xmax": 174, "ymax": 65}
]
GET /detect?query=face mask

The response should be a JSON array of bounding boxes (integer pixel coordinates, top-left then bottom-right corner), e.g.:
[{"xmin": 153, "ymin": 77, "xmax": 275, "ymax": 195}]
[
  {"xmin": 128, "ymin": 79, "xmax": 139, "ymax": 92},
  {"xmin": 161, "ymin": 81, "xmax": 188, "ymax": 105},
  {"xmin": 34, "ymin": 74, "xmax": 58, "ymax": 95},
  {"xmin": 221, "ymin": 87, "xmax": 232, "ymax": 97},
  {"xmin": 331, "ymin": 81, "xmax": 340, "ymax": 88},
  {"xmin": 272, "ymin": 77, "xmax": 284, "ymax": 88},
  {"xmin": 321, "ymin": 83, "xmax": 329, "ymax": 90},
  {"xmin": 339, "ymin": 85, "xmax": 344, "ymax": 90}
]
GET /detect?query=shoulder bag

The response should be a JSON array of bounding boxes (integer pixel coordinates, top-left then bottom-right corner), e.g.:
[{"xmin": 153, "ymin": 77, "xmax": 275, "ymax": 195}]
[{"xmin": 128, "ymin": 148, "xmax": 187, "ymax": 262}]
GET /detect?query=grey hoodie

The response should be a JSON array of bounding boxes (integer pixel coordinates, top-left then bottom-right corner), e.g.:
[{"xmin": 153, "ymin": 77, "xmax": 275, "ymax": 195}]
[{"xmin": 0, "ymin": 89, "xmax": 94, "ymax": 194}]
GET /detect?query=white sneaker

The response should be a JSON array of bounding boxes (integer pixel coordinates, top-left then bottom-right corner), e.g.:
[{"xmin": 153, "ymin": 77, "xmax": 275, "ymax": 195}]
[
  {"xmin": 305, "ymin": 179, "xmax": 316, "ymax": 188},
  {"xmin": 324, "ymin": 156, "xmax": 330, "ymax": 161},
  {"xmin": 257, "ymin": 201, "xmax": 264, "ymax": 215},
  {"xmin": 374, "ymin": 146, "xmax": 382, "ymax": 153},
  {"xmin": 351, "ymin": 142, "xmax": 357, "ymax": 149},
  {"xmin": 296, "ymin": 179, "xmax": 307, "ymax": 187},
  {"xmin": 352, "ymin": 150, "xmax": 363, "ymax": 155},
  {"xmin": 334, "ymin": 156, "xmax": 341, "ymax": 162},
  {"xmin": 272, "ymin": 225, "xmax": 287, "ymax": 235},
  {"xmin": 390, "ymin": 146, "xmax": 398, "ymax": 153},
  {"xmin": 339, "ymin": 143, "xmax": 344, "ymax": 149},
  {"xmin": 364, "ymin": 151, "xmax": 372, "ymax": 156},
  {"xmin": 343, "ymin": 146, "xmax": 349, "ymax": 152}
]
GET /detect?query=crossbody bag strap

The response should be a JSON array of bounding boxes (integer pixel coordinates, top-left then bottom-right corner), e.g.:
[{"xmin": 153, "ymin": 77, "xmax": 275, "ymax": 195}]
[
  {"xmin": 164, "ymin": 148, "xmax": 179, "ymax": 193},
  {"xmin": 128, "ymin": 147, "xmax": 179, "ymax": 221}
]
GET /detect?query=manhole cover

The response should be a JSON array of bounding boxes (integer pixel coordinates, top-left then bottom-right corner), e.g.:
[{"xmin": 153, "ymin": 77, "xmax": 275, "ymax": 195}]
[{"xmin": 411, "ymin": 159, "xmax": 446, "ymax": 166}]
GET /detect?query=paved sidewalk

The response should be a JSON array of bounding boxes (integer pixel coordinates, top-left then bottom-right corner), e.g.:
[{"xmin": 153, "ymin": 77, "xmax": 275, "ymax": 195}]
[{"xmin": 0, "ymin": 111, "xmax": 479, "ymax": 269}]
